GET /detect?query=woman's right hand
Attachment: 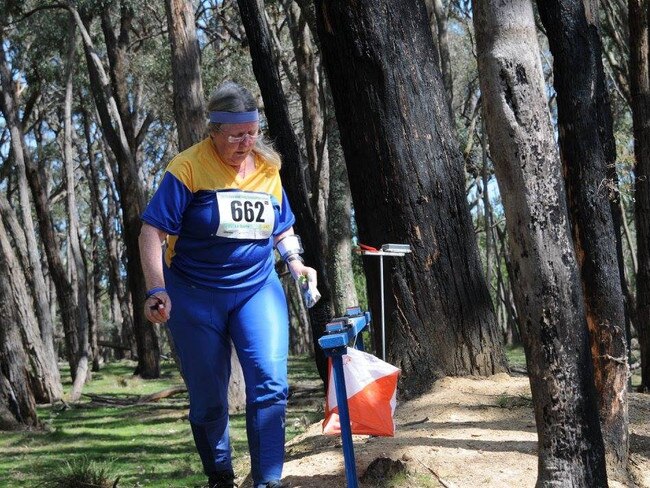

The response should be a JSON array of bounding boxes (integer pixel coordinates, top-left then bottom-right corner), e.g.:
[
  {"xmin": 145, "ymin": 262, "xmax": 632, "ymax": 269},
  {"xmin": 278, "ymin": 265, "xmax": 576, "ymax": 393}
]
[{"xmin": 144, "ymin": 291, "xmax": 172, "ymax": 324}]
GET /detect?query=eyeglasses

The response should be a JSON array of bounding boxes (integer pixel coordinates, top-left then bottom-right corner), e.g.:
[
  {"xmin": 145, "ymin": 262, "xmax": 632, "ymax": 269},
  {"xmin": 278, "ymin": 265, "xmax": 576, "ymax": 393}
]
[{"xmin": 226, "ymin": 133, "xmax": 259, "ymax": 144}]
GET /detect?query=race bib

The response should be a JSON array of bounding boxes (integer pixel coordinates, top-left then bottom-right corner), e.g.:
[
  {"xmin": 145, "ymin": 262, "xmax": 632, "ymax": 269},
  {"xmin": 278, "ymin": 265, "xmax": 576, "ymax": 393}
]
[{"xmin": 215, "ymin": 191, "xmax": 275, "ymax": 239}]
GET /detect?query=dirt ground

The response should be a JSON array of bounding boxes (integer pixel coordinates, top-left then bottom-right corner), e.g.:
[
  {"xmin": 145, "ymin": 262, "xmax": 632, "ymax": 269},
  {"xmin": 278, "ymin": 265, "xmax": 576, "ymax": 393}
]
[{"xmin": 241, "ymin": 373, "xmax": 650, "ymax": 488}]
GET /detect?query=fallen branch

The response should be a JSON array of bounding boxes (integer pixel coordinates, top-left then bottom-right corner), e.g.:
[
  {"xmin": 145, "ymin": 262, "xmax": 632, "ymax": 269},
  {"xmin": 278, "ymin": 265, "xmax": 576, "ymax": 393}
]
[
  {"xmin": 400, "ymin": 416, "xmax": 429, "ymax": 427},
  {"xmin": 82, "ymin": 393, "xmax": 137, "ymax": 406},
  {"xmin": 82, "ymin": 385, "xmax": 187, "ymax": 406},
  {"xmin": 415, "ymin": 458, "xmax": 456, "ymax": 488},
  {"xmin": 137, "ymin": 385, "xmax": 187, "ymax": 404}
]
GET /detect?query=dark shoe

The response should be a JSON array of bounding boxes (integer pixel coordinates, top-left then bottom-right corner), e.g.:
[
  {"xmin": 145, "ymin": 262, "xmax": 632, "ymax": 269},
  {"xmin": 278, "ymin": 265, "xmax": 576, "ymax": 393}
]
[
  {"xmin": 208, "ymin": 469, "xmax": 236, "ymax": 488},
  {"xmin": 255, "ymin": 481, "xmax": 287, "ymax": 488}
]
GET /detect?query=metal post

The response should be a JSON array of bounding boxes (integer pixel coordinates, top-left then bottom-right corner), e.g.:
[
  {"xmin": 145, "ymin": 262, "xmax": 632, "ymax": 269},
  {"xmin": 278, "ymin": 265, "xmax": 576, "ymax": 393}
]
[
  {"xmin": 318, "ymin": 311, "xmax": 369, "ymax": 488},
  {"xmin": 360, "ymin": 244, "xmax": 410, "ymax": 361},
  {"xmin": 332, "ymin": 353, "xmax": 359, "ymax": 488},
  {"xmin": 380, "ymin": 254, "xmax": 385, "ymax": 361}
]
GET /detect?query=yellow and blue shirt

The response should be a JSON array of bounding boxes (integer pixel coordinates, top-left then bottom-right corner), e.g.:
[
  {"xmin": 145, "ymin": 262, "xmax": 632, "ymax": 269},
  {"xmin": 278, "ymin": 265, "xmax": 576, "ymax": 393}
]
[{"xmin": 142, "ymin": 138, "xmax": 295, "ymax": 291}]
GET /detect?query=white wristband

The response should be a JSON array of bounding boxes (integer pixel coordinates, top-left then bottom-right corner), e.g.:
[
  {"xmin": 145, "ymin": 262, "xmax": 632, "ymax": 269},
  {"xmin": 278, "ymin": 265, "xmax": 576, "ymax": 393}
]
[{"xmin": 276, "ymin": 234, "xmax": 303, "ymax": 261}]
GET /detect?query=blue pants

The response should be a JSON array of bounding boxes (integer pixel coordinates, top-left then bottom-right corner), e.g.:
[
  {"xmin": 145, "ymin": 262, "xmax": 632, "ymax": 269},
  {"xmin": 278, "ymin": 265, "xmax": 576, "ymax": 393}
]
[{"xmin": 165, "ymin": 268, "xmax": 289, "ymax": 485}]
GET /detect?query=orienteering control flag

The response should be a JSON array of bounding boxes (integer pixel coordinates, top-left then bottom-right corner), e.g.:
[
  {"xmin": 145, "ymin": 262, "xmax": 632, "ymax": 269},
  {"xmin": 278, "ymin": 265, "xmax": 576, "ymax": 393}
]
[{"xmin": 323, "ymin": 347, "xmax": 400, "ymax": 437}]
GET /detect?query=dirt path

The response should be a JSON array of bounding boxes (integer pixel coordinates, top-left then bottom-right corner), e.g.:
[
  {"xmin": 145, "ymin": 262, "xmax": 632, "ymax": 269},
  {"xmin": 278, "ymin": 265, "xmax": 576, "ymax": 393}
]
[{"xmin": 267, "ymin": 374, "xmax": 650, "ymax": 487}]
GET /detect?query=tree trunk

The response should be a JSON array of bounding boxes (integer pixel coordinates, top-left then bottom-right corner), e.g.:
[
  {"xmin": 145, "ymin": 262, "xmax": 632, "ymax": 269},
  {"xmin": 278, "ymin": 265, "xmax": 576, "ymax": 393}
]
[
  {"xmin": 536, "ymin": 0, "xmax": 629, "ymax": 474},
  {"xmin": 165, "ymin": 0, "xmax": 246, "ymax": 411},
  {"xmin": 283, "ymin": 0, "xmax": 359, "ymax": 315},
  {"xmin": 164, "ymin": 0, "xmax": 206, "ymax": 150},
  {"xmin": 25, "ymin": 152, "xmax": 87, "ymax": 399},
  {"xmin": 325, "ymin": 104, "xmax": 359, "ymax": 315},
  {"xmin": 494, "ymin": 224, "xmax": 521, "ymax": 346},
  {"xmin": 0, "ymin": 31, "xmax": 60, "ymax": 403},
  {"xmin": 0, "ymin": 202, "xmax": 63, "ymax": 404},
  {"xmin": 424, "ymin": 0, "xmax": 453, "ymax": 107},
  {"xmin": 74, "ymin": 5, "xmax": 160, "ymax": 377},
  {"xmin": 80, "ymin": 105, "xmax": 135, "ymax": 357},
  {"xmin": 315, "ymin": 0, "xmax": 507, "ymax": 397},
  {"xmin": 86, "ymin": 177, "xmax": 102, "ymax": 372},
  {"xmin": 283, "ymin": 0, "xmax": 330, "ymax": 247},
  {"xmin": 481, "ymin": 115, "xmax": 493, "ymax": 290},
  {"xmin": 630, "ymin": 0, "xmax": 650, "ymax": 393},
  {"xmin": 474, "ymin": 0, "xmax": 608, "ymax": 485},
  {"xmin": 0, "ymin": 266, "xmax": 38, "ymax": 429},
  {"xmin": 63, "ymin": 15, "xmax": 91, "ymax": 399},
  {"xmin": 237, "ymin": 0, "xmax": 335, "ymax": 384}
]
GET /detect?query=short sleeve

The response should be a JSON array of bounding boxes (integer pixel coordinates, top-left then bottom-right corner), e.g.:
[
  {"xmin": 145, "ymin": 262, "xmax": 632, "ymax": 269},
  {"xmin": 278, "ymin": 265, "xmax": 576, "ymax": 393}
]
[
  {"xmin": 141, "ymin": 172, "xmax": 193, "ymax": 235},
  {"xmin": 274, "ymin": 188, "xmax": 296, "ymax": 236}
]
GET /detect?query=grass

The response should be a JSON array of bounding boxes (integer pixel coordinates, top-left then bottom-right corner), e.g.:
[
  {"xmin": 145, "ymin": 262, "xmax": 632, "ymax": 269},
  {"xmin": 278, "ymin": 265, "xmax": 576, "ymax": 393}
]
[
  {"xmin": 0, "ymin": 356, "xmax": 323, "ymax": 488},
  {"xmin": 504, "ymin": 345, "xmax": 526, "ymax": 371},
  {"xmin": 40, "ymin": 456, "xmax": 118, "ymax": 488},
  {"xmin": 3, "ymin": 346, "xmax": 639, "ymax": 487}
]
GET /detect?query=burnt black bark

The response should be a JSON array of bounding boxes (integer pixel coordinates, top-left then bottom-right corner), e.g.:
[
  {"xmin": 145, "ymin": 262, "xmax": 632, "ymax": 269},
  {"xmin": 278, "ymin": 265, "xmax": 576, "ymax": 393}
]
[
  {"xmin": 536, "ymin": 0, "xmax": 629, "ymax": 473},
  {"xmin": 474, "ymin": 0, "xmax": 608, "ymax": 485},
  {"xmin": 630, "ymin": 0, "xmax": 650, "ymax": 393},
  {"xmin": 315, "ymin": 0, "xmax": 507, "ymax": 397},
  {"xmin": 237, "ymin": 0, "xmax": 335, "ymax": 384}
]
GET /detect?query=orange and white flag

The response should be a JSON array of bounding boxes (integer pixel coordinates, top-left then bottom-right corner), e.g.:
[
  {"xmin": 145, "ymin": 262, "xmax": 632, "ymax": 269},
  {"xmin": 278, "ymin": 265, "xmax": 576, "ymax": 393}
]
[{"xmin": 322, "ymin": 347, "xmax": 400, "ymax": 437}]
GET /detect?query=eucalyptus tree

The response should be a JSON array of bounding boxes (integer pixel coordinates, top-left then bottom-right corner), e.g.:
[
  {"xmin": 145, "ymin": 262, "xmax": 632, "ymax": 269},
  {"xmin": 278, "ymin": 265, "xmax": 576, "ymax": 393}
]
[
  {"xmin": 314, "ymin": 0, "xmax": 507, "ymax": 396},
  {"xmin": 0, "ymin": 22, "xmax": 63, "ymax": 404},
  {"xmin": 536, "ymin": 0, "xmax": 629, "ymax": 473},
  {"xmin": 70, "ymin": 1, "xmax": 161, "ymax": 377},
  {"xmin": 630, "ymin": 0, "xmax": 650, "ymax": 393},
  {"xmin": 165, "ymin": 0, "xmax": 205, "ymax": 150},
  {"xmin": 0, "ymin": 243, "xmax": 39, "ymax": 429},
  {"xmin": 79, "ymin": 98, "xmax": 136, "ymax": 359},
  {"xmin": 62, "ymin": 14, "xmax": 91, "ymax": 398},
  {"xmin": 277, "ymin": 0, "xmax": 358, "ymax": 315},
  {"xmin": 236, "ymin": 0, "xmax": 336, "ymax": 382},
  {"xmin": 0, "ymin": 15, "xmax": 62, "ymax": 402},
  {"xmin": 473, "ymin": 0, "xmax": 608, "ymax": 484}
]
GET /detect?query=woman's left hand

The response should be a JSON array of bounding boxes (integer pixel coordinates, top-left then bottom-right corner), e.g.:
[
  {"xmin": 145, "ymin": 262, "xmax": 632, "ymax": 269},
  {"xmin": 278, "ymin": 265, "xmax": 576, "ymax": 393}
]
[{"xmin": 287, "ymin": 260, "xmax": 317, "ymax": 286}]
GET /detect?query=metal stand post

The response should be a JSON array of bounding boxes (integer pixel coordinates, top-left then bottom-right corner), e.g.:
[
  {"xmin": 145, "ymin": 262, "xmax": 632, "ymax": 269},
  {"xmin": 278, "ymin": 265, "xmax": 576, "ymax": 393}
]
[
  {"xmin": 360, "ymin": 244, "xmax": 411, "ymax": 361},
  {"xmin": 332, "ymin": 352, "xmax": 358, "ymax": 488},
  {"xmin": 318, "ymin": 309, "xmax": 371, "ymax": 488},
  {"xmin": 380, "ymin": 254, "xmax": 385, "ymax": 361}
]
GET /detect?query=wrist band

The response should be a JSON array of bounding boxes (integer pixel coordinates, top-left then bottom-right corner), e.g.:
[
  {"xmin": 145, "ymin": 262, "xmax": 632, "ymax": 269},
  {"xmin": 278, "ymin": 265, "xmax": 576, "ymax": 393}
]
[
  {"xmin": 146, "ymin": 287, "xmax": 166, "ymax": 299},
  {"xmin": 276, "ymin": 234, "xmax": 304, "ymax": 262},
  {"xmin": 286, "ymin": 254, "xmax": 304, "ymax": 264}
]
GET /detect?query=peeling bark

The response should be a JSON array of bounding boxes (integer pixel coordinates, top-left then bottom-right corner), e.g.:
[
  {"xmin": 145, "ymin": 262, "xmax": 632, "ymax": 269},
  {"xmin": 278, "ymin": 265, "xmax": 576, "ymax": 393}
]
[{"xmin": 474, "ymin": 0, "xmax": 608, "ymax": 485}]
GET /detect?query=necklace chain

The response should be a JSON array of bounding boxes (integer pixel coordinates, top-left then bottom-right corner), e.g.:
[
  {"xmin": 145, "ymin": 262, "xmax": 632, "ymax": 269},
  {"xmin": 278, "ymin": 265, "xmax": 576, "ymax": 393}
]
[{"xmin": 239, "ymin": 157, "xmax": 253, "ymax": 179}]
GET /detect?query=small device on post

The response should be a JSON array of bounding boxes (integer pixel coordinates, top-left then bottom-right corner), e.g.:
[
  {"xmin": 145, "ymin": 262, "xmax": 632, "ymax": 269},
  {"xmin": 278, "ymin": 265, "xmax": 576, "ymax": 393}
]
[{"xmin": 380, "ymin": 243, "xmax": 412, "ymax": 254}]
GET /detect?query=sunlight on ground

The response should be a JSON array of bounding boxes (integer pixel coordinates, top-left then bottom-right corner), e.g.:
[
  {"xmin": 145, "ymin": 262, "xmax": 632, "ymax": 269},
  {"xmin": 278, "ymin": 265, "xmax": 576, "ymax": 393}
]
[{"xmin": 0, "ymin": 356, "xmax": 323, "ymax": 488}]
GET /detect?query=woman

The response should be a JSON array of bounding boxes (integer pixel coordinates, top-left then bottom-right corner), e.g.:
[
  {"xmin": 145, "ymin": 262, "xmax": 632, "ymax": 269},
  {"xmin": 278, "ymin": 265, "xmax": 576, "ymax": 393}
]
[{"xmin": 139, "ymin": 81, "xmax": 316, "ymax": 488}]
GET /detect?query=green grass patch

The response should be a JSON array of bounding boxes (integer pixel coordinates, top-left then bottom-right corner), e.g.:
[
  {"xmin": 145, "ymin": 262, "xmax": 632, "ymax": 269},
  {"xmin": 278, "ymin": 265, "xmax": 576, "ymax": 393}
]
[
  {"xmin": 0, "ymin": 356, "xmax": 323, "ymax": 488},
  {"xmin": 40, "ymin": 456, "xmax": 119, "ymax": 488},
  {"xmin": 505, "ymin": 345, "xmax": 526, "ymax": 370}
]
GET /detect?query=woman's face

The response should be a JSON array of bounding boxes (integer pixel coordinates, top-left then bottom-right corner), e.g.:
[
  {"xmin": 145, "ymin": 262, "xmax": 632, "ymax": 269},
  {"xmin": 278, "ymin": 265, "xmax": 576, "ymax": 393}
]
[{"xmin": 210, "ymin": 121, "xmax": 260, "ymax": 167}]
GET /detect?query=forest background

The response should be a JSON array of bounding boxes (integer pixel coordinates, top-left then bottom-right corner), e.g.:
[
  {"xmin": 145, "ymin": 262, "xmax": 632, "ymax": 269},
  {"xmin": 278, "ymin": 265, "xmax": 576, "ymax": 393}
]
[{"xmin": 1, "ymin": 0, "xmax": 649, "ymax": 487}]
